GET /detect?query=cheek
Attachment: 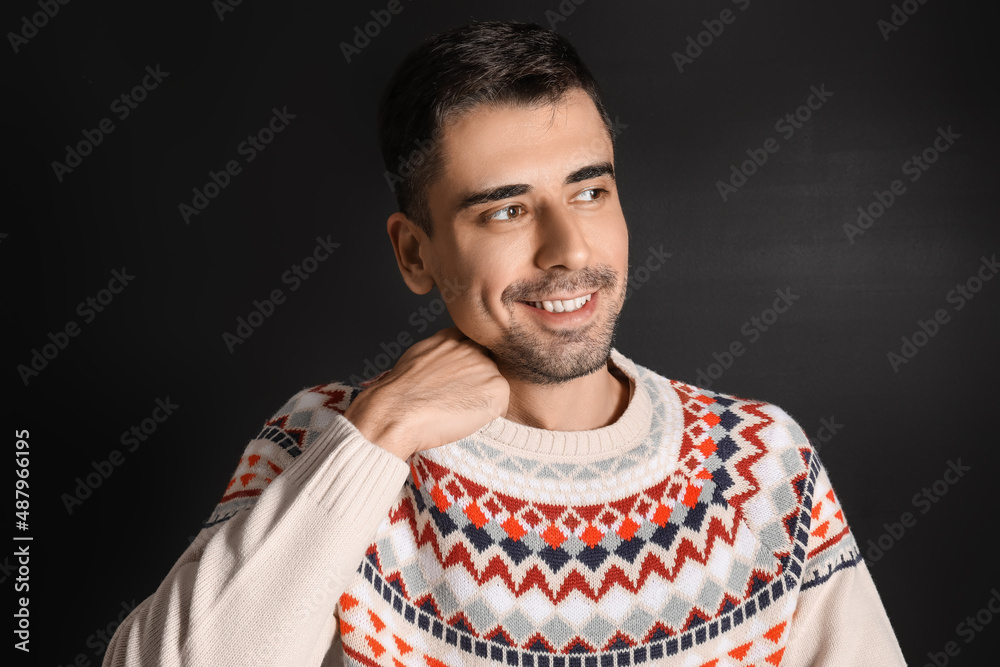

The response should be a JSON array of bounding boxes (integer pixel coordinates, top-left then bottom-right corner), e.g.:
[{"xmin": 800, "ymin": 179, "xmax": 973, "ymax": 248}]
[
  {"xmin": 445, "ymin": 241, "xmax": 523, "ymax": 327},
  {"xmin": 453, "ymin": 236, "xmax": 525, "ymax": 289},
  {"xmin": 601, "ymin": 226, "xmax": 628, "ymax": 258},
  {"xmin": 590, "ymin": 215, "xmax": 629, "ymax": 269}
]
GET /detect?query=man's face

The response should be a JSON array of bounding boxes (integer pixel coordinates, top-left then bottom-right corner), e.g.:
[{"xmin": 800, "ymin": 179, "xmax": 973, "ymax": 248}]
[{"xmin": 420, "ymin": 88, "xmax": 629, "ymax": 384}]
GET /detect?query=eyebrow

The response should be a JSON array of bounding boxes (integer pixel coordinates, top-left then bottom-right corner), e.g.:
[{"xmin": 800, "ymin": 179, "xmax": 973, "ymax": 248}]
[
  {"xmin": 566, "ymin": 162, "xmax": 615, "ymax": 184},
  {"xmin": 455, "ymin": 161, "xmax": 615, "ymax": 213}
]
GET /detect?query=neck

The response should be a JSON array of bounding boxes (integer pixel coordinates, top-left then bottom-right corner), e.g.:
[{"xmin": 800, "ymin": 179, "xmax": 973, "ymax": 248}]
[
  {"xmin": 499, "ymin": 359, "xmax": 631, "ymax": 431},
  {"xmin": 476, "ymin": 349, "xmax": 654, "ymax": 457}
]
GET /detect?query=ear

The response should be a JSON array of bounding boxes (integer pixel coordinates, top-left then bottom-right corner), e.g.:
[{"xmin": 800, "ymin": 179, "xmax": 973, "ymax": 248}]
[{"xmin": 387, "ymin": 211, "xmax": 436, "ymax": 295}]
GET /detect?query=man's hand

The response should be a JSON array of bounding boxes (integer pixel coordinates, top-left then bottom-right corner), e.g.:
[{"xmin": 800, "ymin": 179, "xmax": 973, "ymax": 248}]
[{"xmin": 343, "ymin": 327, "xmax": 510, "ymax": 460}]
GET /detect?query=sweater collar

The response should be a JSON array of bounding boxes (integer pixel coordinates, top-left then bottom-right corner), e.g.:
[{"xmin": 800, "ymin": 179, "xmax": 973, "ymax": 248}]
[{"xmin": 474, "ymin": 348, "xmax": 653, "ymax": 458}]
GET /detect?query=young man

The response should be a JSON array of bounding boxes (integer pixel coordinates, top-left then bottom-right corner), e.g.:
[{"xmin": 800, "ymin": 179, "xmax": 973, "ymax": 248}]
[{"xmin": 105, "ymin": 21, "xmax": 906, "ymax": 667}]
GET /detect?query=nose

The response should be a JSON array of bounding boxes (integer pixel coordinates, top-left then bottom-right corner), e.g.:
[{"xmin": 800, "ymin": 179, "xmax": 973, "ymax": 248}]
[{"xmin": 534, "ymin": 204, "xmax": 592, "ymax": 272}]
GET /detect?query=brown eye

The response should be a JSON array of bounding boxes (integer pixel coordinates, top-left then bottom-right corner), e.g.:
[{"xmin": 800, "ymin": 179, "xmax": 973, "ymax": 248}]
[
  {"xmin": 489, "ymin": 205, "xmax": 524, "ymax": 221},
  {"xmin": 577, "ymin": 188, "xmax": 607, "ymax": 202}
]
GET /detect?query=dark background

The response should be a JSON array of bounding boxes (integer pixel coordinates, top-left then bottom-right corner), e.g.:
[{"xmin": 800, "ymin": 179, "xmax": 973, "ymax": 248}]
[{"xmin": 6, "ymin": 0, "xmax": 998, "ymax": 665}]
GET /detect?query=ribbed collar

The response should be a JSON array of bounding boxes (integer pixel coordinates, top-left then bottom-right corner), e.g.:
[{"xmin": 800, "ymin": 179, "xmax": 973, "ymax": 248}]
[{"xmin": 475, "ymin": 348, "xmax": 653, "ymax": 458}]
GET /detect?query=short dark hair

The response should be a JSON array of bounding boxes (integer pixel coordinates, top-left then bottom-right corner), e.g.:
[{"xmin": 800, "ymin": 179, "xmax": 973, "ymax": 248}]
[{"xmin": 377, "ymin": 20, "xmax": 615, "ymax": 237}]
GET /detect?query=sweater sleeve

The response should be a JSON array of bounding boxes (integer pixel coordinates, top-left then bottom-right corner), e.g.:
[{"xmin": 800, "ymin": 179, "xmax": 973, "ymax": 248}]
[
  {"xmin": 781, "ymin": 457, "xmax": 907, "ymax": 666},
  {"xmin": 102, "ymin": 383, "xmax": 412, "ymax": 667}
]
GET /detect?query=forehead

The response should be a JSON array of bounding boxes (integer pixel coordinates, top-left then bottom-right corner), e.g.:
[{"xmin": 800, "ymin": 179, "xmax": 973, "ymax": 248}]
[{"xmin": 432, "ymin": 88, "xmax": 613, "ymax": 196}]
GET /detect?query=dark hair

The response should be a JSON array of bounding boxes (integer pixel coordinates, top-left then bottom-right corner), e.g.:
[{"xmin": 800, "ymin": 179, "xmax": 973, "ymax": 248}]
[{"xmin": 377, "ymin": 20, "xmax": 615, "ymax": 236}]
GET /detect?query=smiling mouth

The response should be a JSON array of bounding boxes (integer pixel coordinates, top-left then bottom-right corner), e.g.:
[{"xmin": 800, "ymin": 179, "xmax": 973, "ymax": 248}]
[{"xmin": 520, "ymin": 293, "xmax": 593, "ymax": 313}]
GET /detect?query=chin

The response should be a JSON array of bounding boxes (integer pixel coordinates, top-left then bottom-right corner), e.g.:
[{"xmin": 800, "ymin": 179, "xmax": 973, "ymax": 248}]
[
  {"xmin": 504, "ymin": 353, "xmax": 611, "ymax": 385},
  {"xmin": 490, "ymin": 322, "xmax": 619, "ymax": 386}
]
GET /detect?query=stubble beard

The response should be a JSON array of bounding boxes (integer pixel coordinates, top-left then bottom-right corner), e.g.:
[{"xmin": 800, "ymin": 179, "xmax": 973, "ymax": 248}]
[{"xmin": 488, "ymin": 265, "xmax": 626, "ymax": 385}]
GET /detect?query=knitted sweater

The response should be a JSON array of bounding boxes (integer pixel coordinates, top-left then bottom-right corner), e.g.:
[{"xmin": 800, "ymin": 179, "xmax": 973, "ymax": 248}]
[{"xmin": 104, "ymin": 349, "xmax": 905, "ymax": 667}]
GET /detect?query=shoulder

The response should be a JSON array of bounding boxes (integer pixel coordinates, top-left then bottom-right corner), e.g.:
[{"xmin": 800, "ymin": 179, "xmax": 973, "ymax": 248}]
[
  {"xmin": 634, "ymin": 359, "xmax": 820, "ymax": 512},
  {"xmin": 259, "ymin": 380, "xmax": 363, "ymax": 455},
  {"xmin": 628, "ymin": 358, "xmax": 864, "ymax": 591},
  {"xmin": 632, "ymin": 359, "xmax": 815, "ymax": 463},
  {"xmin": 663, "ymin": 378, "xmax": 862, "ymax": 579},
  {"xmin": 202, "ymin": 380, "xmax": 362, "ymax": 528}
]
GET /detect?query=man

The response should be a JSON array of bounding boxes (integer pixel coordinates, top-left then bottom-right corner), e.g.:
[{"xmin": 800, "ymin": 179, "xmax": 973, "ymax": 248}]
[{"xmin": 105, "ymin": 21, "xmax": 905, "ymax": 667}]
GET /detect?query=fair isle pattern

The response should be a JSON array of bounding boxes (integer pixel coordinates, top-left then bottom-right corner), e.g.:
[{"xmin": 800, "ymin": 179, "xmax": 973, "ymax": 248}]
[
  {"xmin": 800, "ymin": 461, "xmax": 862, "ymax": 592},
  {"xmin": 331, "ymin": 363, "xmax": 861, "ymax": 666},
  {"xmin": 334, "ymin": 464, "xmax": 819, "ymax": 667},
  {"xmin": 199, "ymin": 359, "xmax": 863, "ymax": 665},
  {"xmin": 203, "ymin": 382, "xmax": 357, "ymax": 527},
  {"xmin": 337, "ymin": 585, "xmax": 792, "ymax": 667}
]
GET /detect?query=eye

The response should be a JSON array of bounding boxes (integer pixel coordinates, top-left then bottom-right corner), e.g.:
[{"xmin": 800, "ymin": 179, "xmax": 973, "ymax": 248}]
[
  {"xmin": 576, "ymin": 187, "xmax": 608, "ymax": 202},
  {"xmin": 488, "ymin": 204, "xmax": 525, "ymax": 221}
]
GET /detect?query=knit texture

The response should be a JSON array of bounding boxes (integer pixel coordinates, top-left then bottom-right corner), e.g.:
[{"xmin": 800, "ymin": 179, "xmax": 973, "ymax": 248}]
[{"xmin": 199, "ymin": 349, "xmax": 905, "ymax": 667}]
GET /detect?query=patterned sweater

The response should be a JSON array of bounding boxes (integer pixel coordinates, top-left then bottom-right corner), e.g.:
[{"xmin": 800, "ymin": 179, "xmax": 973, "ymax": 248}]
[{"xmin": 104, "ymin": 349, "xmax": 905, "ymax": 666}]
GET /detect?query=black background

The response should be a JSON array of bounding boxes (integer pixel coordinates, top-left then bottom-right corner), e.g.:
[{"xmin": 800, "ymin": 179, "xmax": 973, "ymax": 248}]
[{"xmin": 6, "ymin": 0, "xmax": 999, "ymax": 665}]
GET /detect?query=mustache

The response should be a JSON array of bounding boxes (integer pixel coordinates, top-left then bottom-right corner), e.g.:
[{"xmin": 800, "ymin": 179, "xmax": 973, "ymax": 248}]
[{"xmin": 501, "ymin": 265, "xmax": 619, "ymax": 304}]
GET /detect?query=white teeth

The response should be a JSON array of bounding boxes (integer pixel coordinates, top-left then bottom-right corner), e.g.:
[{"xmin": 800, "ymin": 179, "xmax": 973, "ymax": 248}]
[{"xmin": 532, "ymin": 293, "xmax": 592, "ymax": 313}]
